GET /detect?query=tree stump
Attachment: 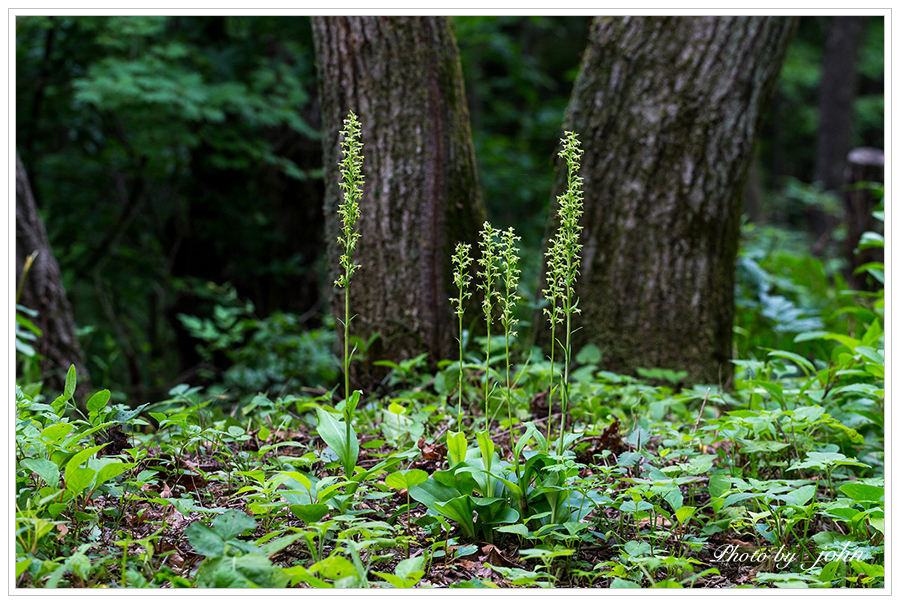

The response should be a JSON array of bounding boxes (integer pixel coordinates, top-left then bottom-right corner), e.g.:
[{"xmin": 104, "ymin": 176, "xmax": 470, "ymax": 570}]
[{"xmin": 844, "ymin": 147, "xmax": 884, "ymax": 290}]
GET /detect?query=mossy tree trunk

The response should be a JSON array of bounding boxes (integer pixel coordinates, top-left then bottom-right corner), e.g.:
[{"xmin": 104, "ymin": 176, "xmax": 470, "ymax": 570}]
[
  {"xmin": 535, "ymin": 16, "xmax": 798, "ymax": 386},
  {"xmin": 16, "ymin": 152, "xmax": 90, "ymax": 396},
  {"xmin": 312, "ymin": 16, "xmax": 485, "ymax": 387}
]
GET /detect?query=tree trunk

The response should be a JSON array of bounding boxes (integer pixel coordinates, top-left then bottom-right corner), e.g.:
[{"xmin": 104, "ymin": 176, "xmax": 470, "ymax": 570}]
[
  {"xmin": 809, "ymin": 16, "xmax": 867, "ymax": 245},
  {"xmin": 312, "ymin": 16, "xmax": 486, "ymax": 387},
  {"xmin": 815, "ymin": 16, "xmax": 867, "ymax": 192},
  {"xmin": 843, "ymin": 147, "xmax": 884, "ymax": 290},
  {"xmin": 534, "ymin": 16, "xmax": 798, "ymax": 386},
  {"xmin": 16, "ymin": 152, "xmax": 90, "ymax": 396}
]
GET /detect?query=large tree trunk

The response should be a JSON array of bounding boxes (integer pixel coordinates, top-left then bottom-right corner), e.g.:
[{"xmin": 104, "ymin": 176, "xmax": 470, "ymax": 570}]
[
  {"xmin": 535, "ymin": 16, "xmax": 797, "ymax": 386},
  {"xmin": 16, "ymin": 152, "xmax": 90, "ymax": 396},
  {"xmin": 312, "ymin": 16, "xmax": 486, "ymax": 388}
]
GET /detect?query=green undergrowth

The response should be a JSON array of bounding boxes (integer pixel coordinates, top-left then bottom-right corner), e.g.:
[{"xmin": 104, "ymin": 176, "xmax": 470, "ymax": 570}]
[
  {"xmin": 14, "ymin": 123, "xmax": 884, "ymax": 588},
  {"xmin": 14, "ymin": 317, "xmax": 884, "ymax": 588}
]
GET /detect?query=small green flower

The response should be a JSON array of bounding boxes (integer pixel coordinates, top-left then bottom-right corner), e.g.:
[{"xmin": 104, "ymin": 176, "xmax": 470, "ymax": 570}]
[
  {"xmin": 450, "ymin": 242, "xmax": 473, "ymax": 320},
  {"xmin": 499, "ymin": 227, "xmax": 522, "ymax": 339}
]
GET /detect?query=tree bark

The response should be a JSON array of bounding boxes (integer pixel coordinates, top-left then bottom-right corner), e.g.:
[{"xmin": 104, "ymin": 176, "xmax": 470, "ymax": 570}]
[
  {"xmin": 312, "ymin": 16, "xmax": 486, "ymax": 386},
  {"xmin": 16, "ymin": 152, "xmax": 90, "ymax": 396},
  {"xmin": 534, "ymin": 16, "xmax": 798, "ymax": 386}
]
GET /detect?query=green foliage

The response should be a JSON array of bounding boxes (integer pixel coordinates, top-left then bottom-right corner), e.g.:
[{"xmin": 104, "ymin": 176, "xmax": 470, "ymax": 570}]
[
  {"xmin": 14, "ymin": 18, "xmax": 885, "ymax": 589},
  {"xmin": 177, "ymin": 282, "xmax": 338, "ymax": 396},
  {"xmin": 16, "ymin": 16, "xmax": 322, "ymax": 397}
]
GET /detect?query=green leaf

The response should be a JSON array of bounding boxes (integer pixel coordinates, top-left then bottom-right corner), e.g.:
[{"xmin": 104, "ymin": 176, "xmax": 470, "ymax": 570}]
[
  {"xmin": 856, "ymin": 231, "xmax": 884, "ymax": 251},
  {"xmin": 515, "ymin": 422, "xmax": 547, "ymax": 459},
  {"xmin": 790, "ymin": 451, "xmax": 870, "ymax": 471},
  {"xmin": 663, "ymin": 487, "xmax": 683, "ymax": 512},
  {"xmin": 434, "ymin": 495, "xmax": 477, "ymax": 539},
  {"xmin": 186, "ymin": 522, "xmax": 225, "ymax": 558},
  {"xmin": 86, "ymin": 390, "xmax": 111, "ymax": 413},
  {"xmin": 497, "ymin": 523, "xmax": 529, "ymax": 536},
  {"xmin": 64, "ymin": 365, "xmax": 77, "ymax": 399},
  {"xmin": 854, "ymin": 346, "xmax": 884, "ymax": 365},
  {"xmin": 196, "ymin": 554, "xmax": 289, "ymax": 588},
  {"xmin": 476, "ymin": 430, "xmax": 495, "ymax": 466},
  {"xmin": 575, "ymin": 344, "xmax": 601, "ymax": 364},
  {"xmin": 344, "ymin": 390, "xmax": 361, "ymax": 418},
  {"xmin": 818, "ymin": 560, "xmax": 839, "ymax": 582},
  {"xmin": 94, "ymin": 462, "xmax": 133, "ymax": 487},
  {"xmin": 675, "ymin": 506, "xmax": 696, "ymax": 525},
  {"xmin": 284, "ymin": 565, "xmax": 331, "ymax": 588},
  {"xmin": 114, "ymin": 402, "xmax": 149, "ymax": 425},
  {"xmin": 617, "ymin": 451, "xmax": 642, "ymax": 467},
  {"xmin": 409, "ymin": 478, "xmax": 463, "ymax": 513},
  {"xmin": 610, "ymin": 578, "xmax": 642, "ymax": 588},
  {"xmin": 708, "ymin": 474, "xmax": 730, "ymax": 499},
  {"xmin": 289, "ymin": 503, "xmax": 329, "ymax": 524},
  {"xmin": 447, "ymin": 431, "xmax": 467, "ymax": 467},
  {"xmin": 384, "ymin": 469, "xmax": 428, "ymax": 491},
  {"xmin": 315, "ymin": 406, "xmax": 359, "ymax": 477},
  {"xmin": 260, "ymin": 532, "xmax": 307, "ymax": 557},
  {"xmin": 308, "ymin": 555, "xmax": 357, "ymax": 581},
  {"xmin": 766, "ymin": 350, "xmax": 815, "ymax": 376},
  {"xmin": 625, "ymin": 427, "xmax": 651, "ymax": 449},
  {"xmin": 850, "ymin": 559, "xmax": 884, "ymax": 578},
  {"xmin": 21, "ymin": 458, "xmax": 60, "ymax": 489},
  {"xmin": 790, "ymin": 485, "xmax": 817, "ymax": 507},
  {"xmin": 372, "ymin": 571, "xmax": 420, "ymax": 589},
  {"xmin": 40, "ymin": 423, "xmax": 74, "ymax": 444},
  {"xmin": 64, "ymin": 444, "xmax": 107, "ymax": 482},
  {"xmin": 278, "ymin": 470, "xmax": 313, "ymax": 493},
  {"xmin": 839, "ymin": 482, "xmax": 883, "ymax": 502},
  {"xmin": 394, "ymin": 555, "xmax": 425, "ymax": 580},
  {"xmin": 720, "ymin": 492, "xmax": 759, "ymax": 508},
  {"xmin": 66, "ymin": 467, "xmax": 96, "ymax": 496},
  {"xmin": 211, "ymin": 509, "xmax": 257, "ymax": 541}
]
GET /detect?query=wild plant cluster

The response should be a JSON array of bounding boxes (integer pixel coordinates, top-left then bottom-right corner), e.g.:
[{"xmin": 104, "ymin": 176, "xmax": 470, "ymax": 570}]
[{"xmin": 14, "ymin": 113, "xmax": 884, "ymax": 589}]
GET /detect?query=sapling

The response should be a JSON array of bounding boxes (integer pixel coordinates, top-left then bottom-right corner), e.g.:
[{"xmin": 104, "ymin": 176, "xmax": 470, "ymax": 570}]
[
  {"xmin": 450, "ymin": 242, "xmax": 473, "ymax": 428},
  {"xmin": 543, "ymin": 131, "xmax": 584, "ymax": 456},
  {"xmin": 335, "ymin": 111, "xmax": 365, "ymax": 454},
  {"xmin": 477, "ymin": 221, "xmax": 500, "ymax": 424}
]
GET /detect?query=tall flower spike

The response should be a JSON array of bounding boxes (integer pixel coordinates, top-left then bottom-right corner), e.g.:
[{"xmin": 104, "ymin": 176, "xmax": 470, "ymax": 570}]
[
  {"xmin": 543, "ymin": 131, "xmax": 584, "ymax": 451},
  {"xmin": 477, "ymin": 221, "xmax": 500, "ymax": 421},
  {"xmin": 335, "ymin": 111, "xmax": 364, "ymax": 289},
  {"xmin": 499, "ymin": 227, "xmax": 522, "ymax": 338}
]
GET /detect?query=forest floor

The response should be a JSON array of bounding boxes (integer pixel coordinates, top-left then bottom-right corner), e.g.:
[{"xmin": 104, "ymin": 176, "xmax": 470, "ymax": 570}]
[{"xmin": 15, "ymin": 344, "xmax": 885, "ymax": 589}]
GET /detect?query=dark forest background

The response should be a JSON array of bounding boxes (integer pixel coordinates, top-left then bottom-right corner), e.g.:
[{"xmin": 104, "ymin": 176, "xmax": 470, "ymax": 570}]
[{"xmin": 15, "ymin": 16, "xmax": 884, "ymax": 405}]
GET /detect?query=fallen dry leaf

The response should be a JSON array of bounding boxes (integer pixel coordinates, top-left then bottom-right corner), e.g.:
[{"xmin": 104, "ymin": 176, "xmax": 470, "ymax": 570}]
[{"xmin": 417, "ymin": 436, "xmax": 447, "ymax": 461}]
